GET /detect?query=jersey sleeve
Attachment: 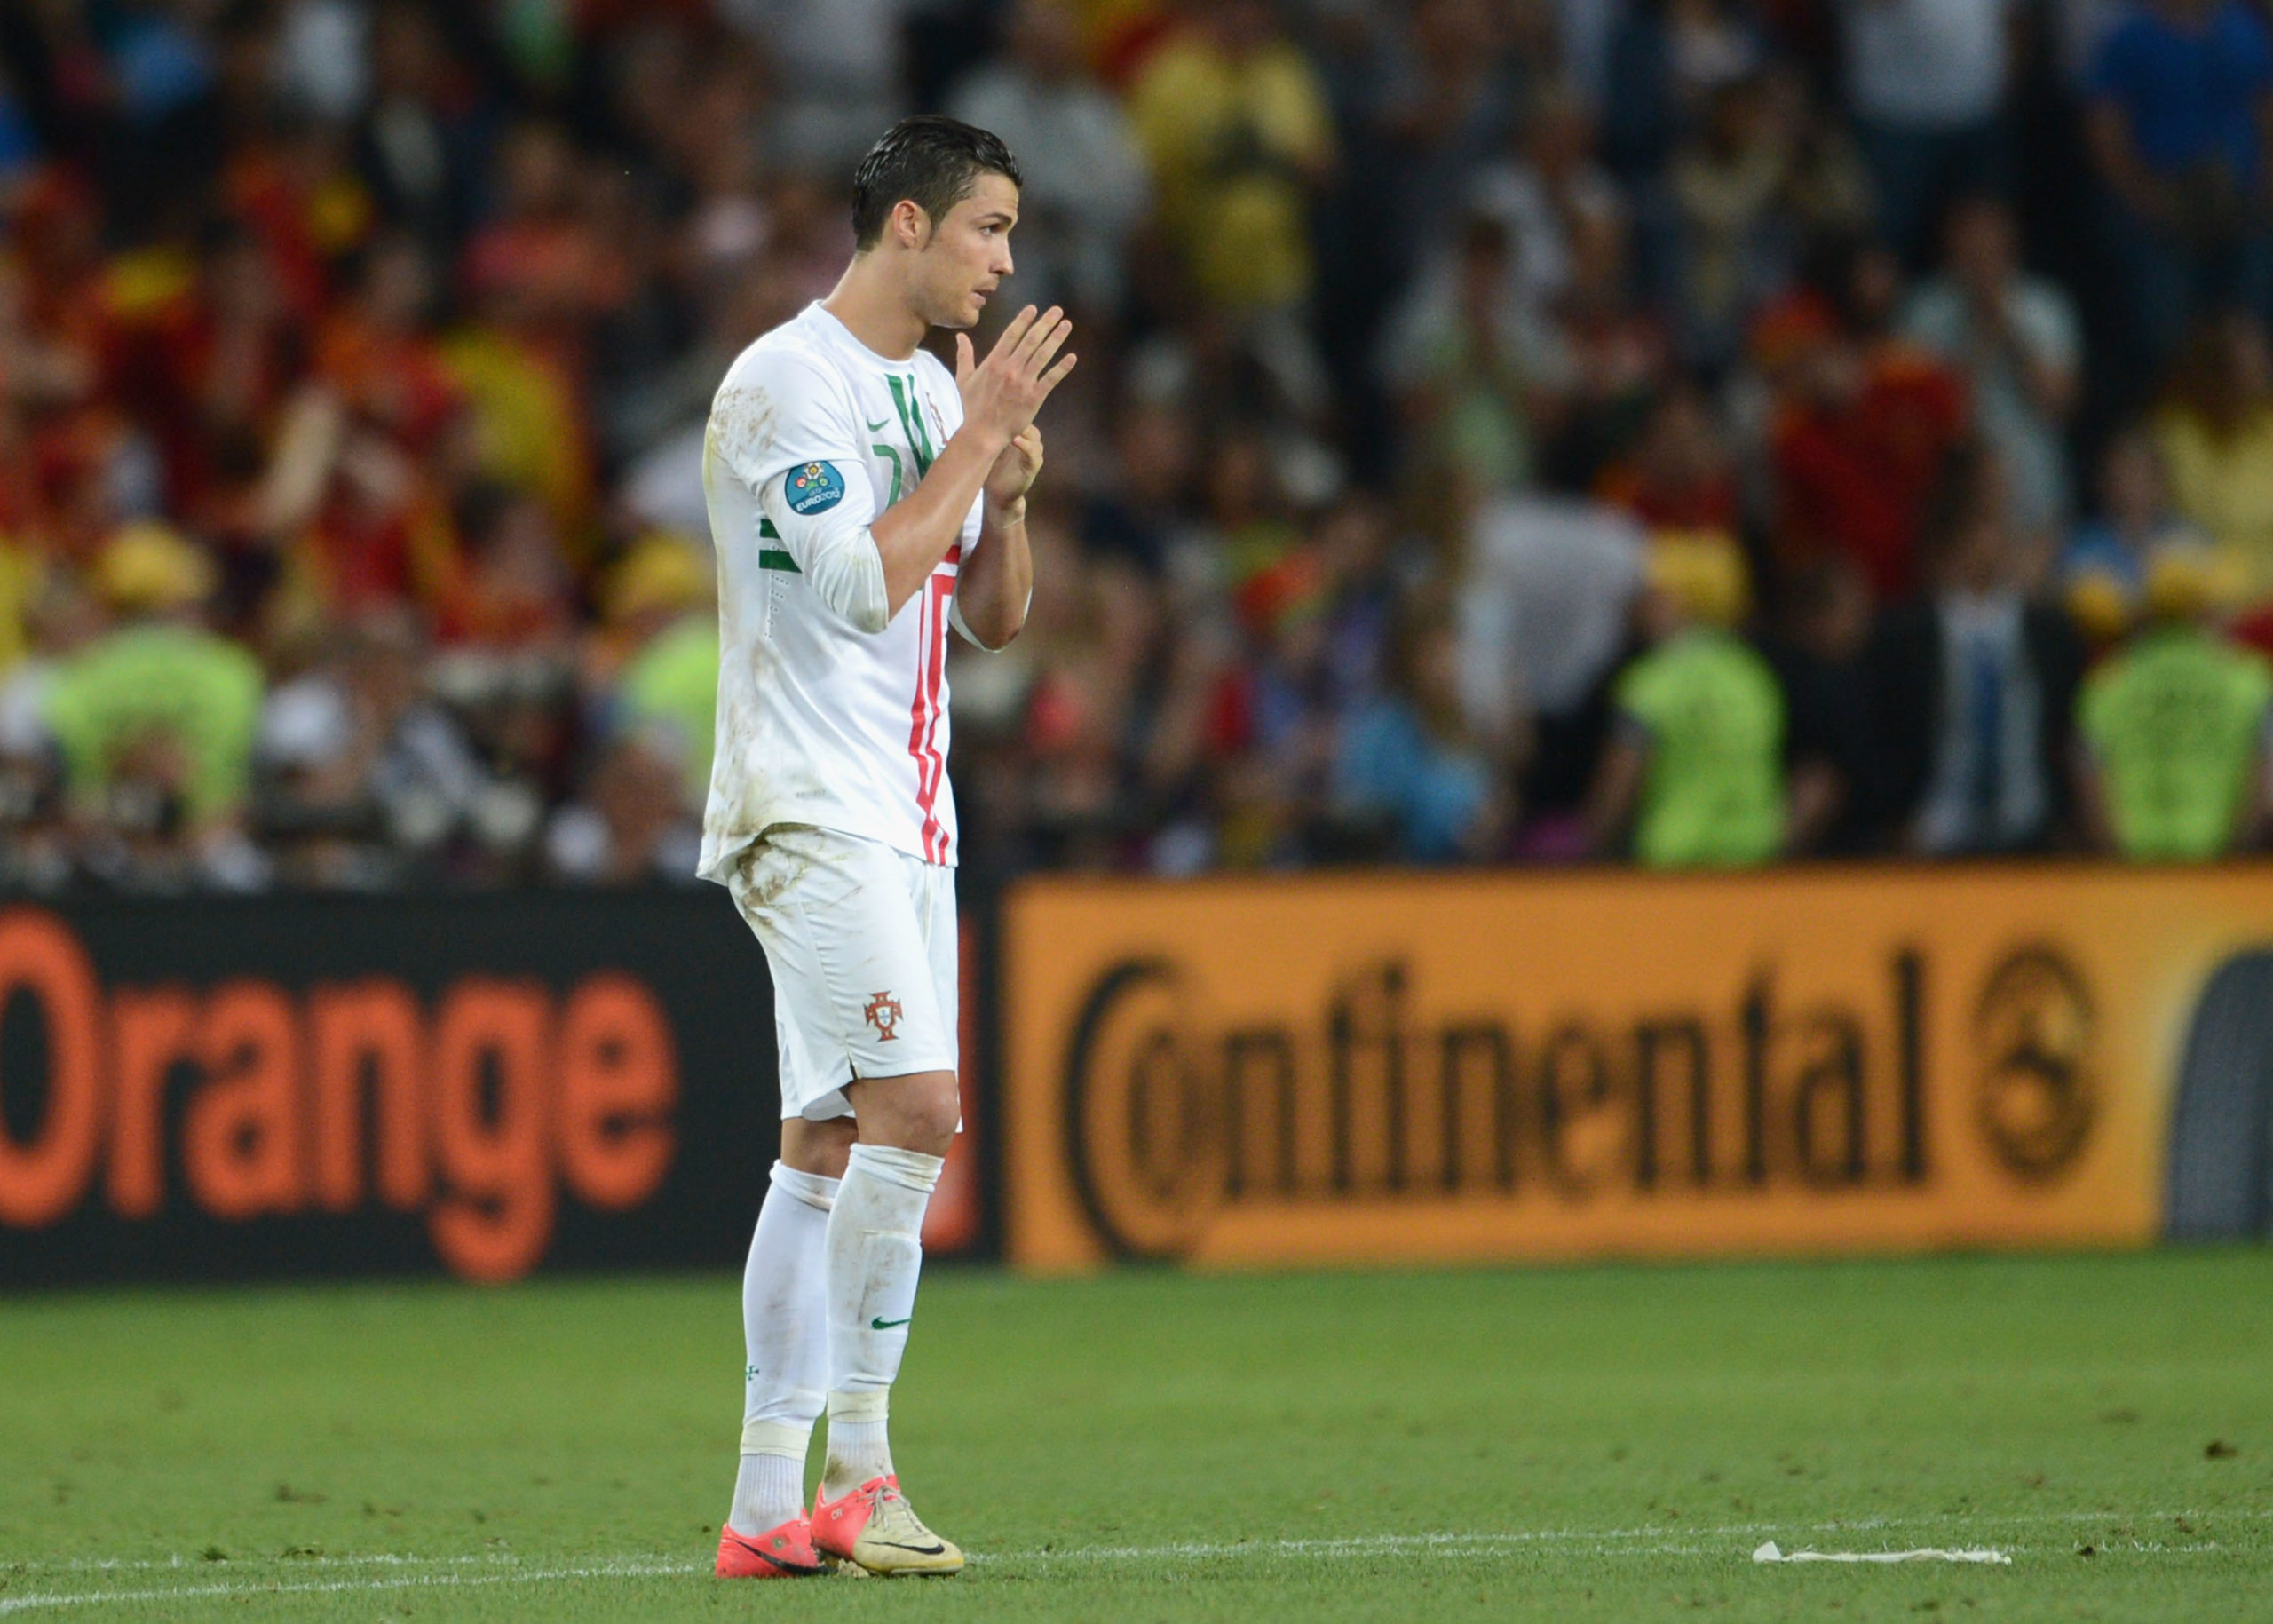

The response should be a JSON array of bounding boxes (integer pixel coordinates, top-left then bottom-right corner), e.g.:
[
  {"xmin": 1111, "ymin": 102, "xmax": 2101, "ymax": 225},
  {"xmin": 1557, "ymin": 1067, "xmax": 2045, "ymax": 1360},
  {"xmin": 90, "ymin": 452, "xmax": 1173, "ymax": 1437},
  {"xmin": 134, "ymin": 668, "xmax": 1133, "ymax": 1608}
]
[{"xmin": 711, "ymin": 352, "xmax": 891, "ymax": 634}]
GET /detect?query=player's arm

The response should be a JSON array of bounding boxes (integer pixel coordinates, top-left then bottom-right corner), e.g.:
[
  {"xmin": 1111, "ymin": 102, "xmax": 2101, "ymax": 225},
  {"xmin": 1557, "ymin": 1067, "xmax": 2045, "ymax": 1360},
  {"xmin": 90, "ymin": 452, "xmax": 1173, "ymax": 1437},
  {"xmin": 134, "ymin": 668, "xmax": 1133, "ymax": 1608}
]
[
  {"xmin": 874, "ymin": 305, "xmax": 1072, "ymax": 620},
  {"xmin": 953, "ymin": 426, "xmax": 1041, "ymax": 650},
  {"xmin": 720, "ymin": 357, "xmax": 894, "ymax": 633}
]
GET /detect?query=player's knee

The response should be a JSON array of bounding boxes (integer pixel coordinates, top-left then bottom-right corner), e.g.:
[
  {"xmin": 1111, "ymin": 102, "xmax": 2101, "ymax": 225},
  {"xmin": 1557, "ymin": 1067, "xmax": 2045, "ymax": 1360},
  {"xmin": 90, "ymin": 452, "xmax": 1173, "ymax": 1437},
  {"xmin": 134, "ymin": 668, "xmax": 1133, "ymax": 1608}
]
[
  {"xmin": 780, "ymin": 1114, "xmax": 857, "ymax": 1180},
  {"xmin": 894, "ymin": 1073, "xmax": 960, "ymax": 1157},
  {"xmin": 853, "ymin": 1070, "xmax": 960, "ymax": 1157}
]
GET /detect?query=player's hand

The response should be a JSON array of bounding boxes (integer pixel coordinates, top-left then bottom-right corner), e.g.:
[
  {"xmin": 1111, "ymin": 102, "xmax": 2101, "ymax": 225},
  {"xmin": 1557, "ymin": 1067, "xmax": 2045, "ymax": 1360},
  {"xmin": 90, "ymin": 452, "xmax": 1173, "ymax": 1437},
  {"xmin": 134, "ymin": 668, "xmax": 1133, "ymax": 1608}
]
[
  {"xmin": 954, "ymin": 305, "xmax": 1074, "ymax": 452},
  {"xmin": 985, "ymin": 425, "xmax": 1043, "ymax": 513}
]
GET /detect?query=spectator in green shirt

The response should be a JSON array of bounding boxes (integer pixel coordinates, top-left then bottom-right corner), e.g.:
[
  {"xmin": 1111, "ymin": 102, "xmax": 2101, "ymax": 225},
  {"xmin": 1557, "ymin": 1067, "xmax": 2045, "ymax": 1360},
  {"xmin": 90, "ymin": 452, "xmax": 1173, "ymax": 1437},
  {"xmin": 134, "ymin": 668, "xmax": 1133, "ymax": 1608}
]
[
  {"xmin": 603, "ymin": 535, "xmax": 718, "ymax": 814},
  {"xmin": 44, "ymin": 524, "xmax": 265, "ymax": 881},
  {"xmin": 2076, "ymin": 544, "xmax": 2272, "ymax": 860},
  {"xmin": 1587, "ymin": 533, "xmax": 1790, "ymax": 867}
]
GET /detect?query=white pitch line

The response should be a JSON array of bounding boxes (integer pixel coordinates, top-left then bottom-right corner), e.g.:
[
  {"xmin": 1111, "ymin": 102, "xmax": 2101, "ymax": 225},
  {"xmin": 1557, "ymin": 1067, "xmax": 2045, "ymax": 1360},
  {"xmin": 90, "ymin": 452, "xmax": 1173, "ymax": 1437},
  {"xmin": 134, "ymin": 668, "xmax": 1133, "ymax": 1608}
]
[
  {"xmin": 4, "ymin": 1501, "xmax": 2257, "ymax": 1574},
  {"xmin": 3, "ymin": 1554, "xmax": 520, "ymax": 1576},
  {"xmin": 982, "ymin": 1531, "xmax": 1789, "ymax": 1563},
  {"xmin": 0, "ymin": 1559, "xmax": 700, "ymax": 1616},
  {"xmin": 0, "ymin": 1509, "xmax": 2254, "ymax": 1612},
  {"xmin": 986, "ymin": 1507, "xmax": 2265, "ymax": 1564},
  {"xmin": 0, "ymin": 1543, "xmax": 1791, "ymax": 1616}
]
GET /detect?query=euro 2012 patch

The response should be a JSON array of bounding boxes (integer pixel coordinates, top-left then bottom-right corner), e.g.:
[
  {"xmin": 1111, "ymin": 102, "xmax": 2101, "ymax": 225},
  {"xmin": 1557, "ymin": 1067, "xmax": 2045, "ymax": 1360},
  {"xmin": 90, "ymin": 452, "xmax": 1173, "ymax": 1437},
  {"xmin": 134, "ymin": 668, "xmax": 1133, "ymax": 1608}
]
[{"xmin": 785, "ymin": 461, "xmax": 846, "ymax": 516}]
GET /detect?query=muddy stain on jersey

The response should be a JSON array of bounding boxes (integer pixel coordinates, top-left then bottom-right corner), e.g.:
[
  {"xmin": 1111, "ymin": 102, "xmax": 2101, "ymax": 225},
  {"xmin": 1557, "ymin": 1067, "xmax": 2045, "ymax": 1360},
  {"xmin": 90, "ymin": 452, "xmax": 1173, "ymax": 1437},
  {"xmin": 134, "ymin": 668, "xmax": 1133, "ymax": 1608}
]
[{"xmin": 708, "ymin": 386, "xmax": 781, "ymax": 472}]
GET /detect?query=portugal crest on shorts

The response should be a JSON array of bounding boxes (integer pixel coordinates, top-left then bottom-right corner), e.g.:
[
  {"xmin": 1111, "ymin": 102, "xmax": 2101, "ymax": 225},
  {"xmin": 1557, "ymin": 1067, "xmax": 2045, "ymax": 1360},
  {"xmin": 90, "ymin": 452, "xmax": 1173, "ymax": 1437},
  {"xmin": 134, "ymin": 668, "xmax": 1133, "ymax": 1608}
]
[{"xmin": 864, "ymin": 991, "xmax": 903, "ymax": 1042}]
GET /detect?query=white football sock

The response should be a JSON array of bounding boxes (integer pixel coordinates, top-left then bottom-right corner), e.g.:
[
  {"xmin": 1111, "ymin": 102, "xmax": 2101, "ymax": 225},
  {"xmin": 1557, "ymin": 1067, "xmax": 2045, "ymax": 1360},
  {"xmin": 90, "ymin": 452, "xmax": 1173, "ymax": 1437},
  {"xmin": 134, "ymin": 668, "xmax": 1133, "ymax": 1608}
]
[
  {"xmin": 729, "ymin": 1453, "xmax": 804, "ymax": 1537},
  {"xmin": 728, "ymin": 1161, "xmax": 836, "ymax": 1535},
  {"xmin": 821, "ymin": 1143, "xmax": 943, "ymax": 1495}
]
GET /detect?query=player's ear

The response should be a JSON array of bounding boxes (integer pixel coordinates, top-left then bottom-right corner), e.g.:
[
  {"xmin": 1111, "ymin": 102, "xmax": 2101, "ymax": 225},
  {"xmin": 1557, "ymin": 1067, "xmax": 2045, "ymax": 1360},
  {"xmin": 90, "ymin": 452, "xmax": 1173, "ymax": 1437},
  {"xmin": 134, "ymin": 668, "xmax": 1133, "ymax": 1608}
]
[{"xmin": 894, "ymin": 199, "xmax": 929, "ymax": 250}]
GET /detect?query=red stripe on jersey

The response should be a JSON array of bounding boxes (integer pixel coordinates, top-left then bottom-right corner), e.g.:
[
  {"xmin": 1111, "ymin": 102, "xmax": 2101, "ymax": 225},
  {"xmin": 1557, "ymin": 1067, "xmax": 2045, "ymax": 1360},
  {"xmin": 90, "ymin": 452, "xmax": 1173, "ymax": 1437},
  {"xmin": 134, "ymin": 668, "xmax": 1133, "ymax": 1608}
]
[
  {"xmin": 928, "ymin": 546, "xmax": 963, "ymax": 857},
  {"xmin": 912, "ymin": 572, "xmax": 954, "ymax": 860},
  {"xmin": 907, "ymin": 584, "xmax": 939, "ymax": 861},
  {"xmin": 905, "ymin": 545, "xmax": 962, "ymax": 862}
]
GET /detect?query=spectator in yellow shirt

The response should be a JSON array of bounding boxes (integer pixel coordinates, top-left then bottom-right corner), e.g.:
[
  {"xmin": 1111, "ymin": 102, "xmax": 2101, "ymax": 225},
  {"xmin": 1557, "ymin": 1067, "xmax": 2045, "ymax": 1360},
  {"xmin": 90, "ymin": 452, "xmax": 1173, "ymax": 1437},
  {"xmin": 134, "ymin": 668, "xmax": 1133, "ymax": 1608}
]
[
  {"xmin": 2155, "ymin": 311, "xmax": 2273, "ymax": 606},
  {"xmin": 1128, "ymin": 0, "xmax": 1337, "ymax": 317}
]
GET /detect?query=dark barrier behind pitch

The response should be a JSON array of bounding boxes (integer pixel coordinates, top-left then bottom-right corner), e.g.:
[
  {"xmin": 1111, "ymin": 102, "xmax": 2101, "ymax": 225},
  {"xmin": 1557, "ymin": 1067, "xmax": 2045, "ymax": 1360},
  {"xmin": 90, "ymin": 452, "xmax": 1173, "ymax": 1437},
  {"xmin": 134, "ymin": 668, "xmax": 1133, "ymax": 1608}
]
[{"xmin": 0, "ymin": 891, "xmax": 787, "ymax": 1286}]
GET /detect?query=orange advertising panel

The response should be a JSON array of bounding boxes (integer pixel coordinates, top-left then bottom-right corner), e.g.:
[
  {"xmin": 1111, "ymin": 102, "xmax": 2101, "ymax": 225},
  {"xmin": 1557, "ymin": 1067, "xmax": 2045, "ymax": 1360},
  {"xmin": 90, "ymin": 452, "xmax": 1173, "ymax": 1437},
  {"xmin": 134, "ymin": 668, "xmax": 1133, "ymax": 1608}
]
[
  {"xmin": 1004, "ymin": 866, "xmax": 2273, "ymax": 1271},
  {"xmin": 0, "ymin": 895, "xmax": 986, "ymax": 1287}
]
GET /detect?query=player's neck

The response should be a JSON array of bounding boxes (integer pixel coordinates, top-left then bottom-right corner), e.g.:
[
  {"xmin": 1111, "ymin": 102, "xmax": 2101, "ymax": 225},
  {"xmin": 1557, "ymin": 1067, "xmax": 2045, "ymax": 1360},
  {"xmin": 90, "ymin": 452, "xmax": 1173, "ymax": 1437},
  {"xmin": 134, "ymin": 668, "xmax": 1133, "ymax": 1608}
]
[{"xmin": 821, "ymin": 258, "xmax": 927, "ymax": 363}]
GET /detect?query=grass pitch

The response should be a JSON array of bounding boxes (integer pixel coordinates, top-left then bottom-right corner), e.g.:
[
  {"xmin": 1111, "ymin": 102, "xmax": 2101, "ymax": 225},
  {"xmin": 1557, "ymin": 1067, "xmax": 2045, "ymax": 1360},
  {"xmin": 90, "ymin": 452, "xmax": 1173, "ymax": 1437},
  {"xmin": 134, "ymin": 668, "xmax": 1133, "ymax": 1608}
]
[{"xmin": 1, "ymin": 1251, "xmax": 2269, "ymax": 1621}]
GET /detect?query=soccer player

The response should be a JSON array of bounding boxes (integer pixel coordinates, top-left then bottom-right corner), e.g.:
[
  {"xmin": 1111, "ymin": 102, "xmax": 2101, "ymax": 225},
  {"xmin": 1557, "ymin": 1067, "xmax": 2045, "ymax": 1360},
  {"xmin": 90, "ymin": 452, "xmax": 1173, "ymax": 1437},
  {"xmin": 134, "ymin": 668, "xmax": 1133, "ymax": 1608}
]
[{"xmin": 700, "ymin": 116, "xmax": 1072, "ymax": 1580}]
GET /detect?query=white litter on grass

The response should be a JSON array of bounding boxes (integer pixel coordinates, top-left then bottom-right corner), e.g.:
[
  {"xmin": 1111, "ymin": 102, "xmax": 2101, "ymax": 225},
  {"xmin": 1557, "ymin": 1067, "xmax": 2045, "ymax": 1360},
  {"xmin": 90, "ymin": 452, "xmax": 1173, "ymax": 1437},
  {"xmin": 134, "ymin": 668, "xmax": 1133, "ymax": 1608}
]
[{"xmin": 1754, "ymin": 1541, "xmax": 2011, "ymax": 1565}]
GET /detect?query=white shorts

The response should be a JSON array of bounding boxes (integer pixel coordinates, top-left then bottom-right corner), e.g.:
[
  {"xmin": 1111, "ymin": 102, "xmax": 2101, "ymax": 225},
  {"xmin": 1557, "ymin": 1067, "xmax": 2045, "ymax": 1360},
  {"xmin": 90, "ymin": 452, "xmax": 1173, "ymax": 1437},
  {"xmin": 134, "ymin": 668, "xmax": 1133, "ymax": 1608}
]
[{"xmin": 727, "ymin": 824, "xmax": 959, "ymax": 1122}]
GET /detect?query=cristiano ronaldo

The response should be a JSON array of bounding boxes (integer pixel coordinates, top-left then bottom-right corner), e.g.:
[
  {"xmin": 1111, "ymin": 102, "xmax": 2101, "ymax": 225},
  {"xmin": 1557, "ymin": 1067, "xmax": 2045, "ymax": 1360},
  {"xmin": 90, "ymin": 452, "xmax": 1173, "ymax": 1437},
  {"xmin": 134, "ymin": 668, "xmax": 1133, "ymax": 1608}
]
[{"xmin": 697, "ymin": 115, "xmax": 1073, "ymax": 1579}]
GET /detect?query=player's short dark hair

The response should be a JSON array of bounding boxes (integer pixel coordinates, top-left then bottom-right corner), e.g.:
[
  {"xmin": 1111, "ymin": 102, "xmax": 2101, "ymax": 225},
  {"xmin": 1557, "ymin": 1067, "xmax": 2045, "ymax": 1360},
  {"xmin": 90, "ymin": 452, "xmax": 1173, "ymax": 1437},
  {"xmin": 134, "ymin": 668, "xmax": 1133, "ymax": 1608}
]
[{"xmin": 850, "ymin": 115, "xmax": 1022, "ymax": 250}]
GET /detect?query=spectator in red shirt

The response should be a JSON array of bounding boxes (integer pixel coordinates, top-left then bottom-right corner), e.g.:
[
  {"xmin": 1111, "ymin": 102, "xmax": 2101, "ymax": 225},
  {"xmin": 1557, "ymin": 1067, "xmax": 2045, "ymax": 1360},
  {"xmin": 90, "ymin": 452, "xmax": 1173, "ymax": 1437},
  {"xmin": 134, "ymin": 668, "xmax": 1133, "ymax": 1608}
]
[
  {"xmin": 1770, "ymin": 298, "xmax": 1968, "ymax": 602},
  {"xmin": 458, "ymin": 122, "xmax": 631, "ymax": 357},
  {"xmin": 313, "ymin": 235, "xmax": 464, "ymax": 460},
  {"xmin": 1595, "ymin": 382, "xmax": 1741, "ymax": 533}
]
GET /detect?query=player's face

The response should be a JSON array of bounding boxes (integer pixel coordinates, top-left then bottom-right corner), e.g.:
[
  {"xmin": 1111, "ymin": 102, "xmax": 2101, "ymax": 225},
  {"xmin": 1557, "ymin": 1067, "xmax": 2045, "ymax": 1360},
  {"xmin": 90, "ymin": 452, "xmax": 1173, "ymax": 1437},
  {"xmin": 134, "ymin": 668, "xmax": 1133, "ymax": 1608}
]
[{"xmin": 916, "ymin": 174, "xmax": 1018, "ymax": 329}]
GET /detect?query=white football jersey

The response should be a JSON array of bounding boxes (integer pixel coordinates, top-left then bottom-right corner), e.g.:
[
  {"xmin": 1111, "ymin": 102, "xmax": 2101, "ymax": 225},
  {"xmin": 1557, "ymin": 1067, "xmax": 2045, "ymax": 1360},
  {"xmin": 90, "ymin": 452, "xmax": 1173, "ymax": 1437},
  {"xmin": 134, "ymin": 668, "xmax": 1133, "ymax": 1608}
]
[{"xmin": 697, "ymin": 303, "xmax": 982, "ymax": 881}]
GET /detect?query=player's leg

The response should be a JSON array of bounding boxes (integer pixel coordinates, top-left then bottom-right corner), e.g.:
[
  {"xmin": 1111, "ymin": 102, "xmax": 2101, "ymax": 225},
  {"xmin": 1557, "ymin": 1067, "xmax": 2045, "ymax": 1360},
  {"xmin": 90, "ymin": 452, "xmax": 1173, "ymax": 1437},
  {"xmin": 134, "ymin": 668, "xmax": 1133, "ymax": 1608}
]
[
  {"xmin": 808, "ymin": 1070, "xmax": 962, "ymax": 1574},
  {"xmin": 724, "ymin": 1114, "xmax": 853, "ymax": 1564},
  {"xmin": 809, "ymin": 848, "xmax": 964, "ymax": 1574},
  {"xmin": 816, "ymin": 1066, "xmax": 956, "ymax": 1495},
  {"xmin": 715, "ymin": 831, "xmax": 867, "ymax": 1579}
]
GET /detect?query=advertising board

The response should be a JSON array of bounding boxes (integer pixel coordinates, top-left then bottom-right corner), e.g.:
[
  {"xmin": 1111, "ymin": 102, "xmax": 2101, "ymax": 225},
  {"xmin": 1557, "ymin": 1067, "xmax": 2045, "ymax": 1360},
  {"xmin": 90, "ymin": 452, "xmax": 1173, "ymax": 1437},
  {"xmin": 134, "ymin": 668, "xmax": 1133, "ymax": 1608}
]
[
  {"xmin": 0, "ymin": 892, "xmax": 982, "ymax": 1284},
  {"xmin": 1003, "ymin": 867, "xmax": 2273, "ymax": 1270}
]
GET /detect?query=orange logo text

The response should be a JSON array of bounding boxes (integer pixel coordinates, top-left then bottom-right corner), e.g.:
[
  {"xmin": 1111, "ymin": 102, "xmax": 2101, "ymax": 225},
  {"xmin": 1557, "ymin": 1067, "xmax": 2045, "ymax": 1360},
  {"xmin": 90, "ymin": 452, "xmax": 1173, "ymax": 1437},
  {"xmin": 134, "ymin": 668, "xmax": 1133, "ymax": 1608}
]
[{"xmin": 0, "ymin": 908, "xmax": 680, "ymax": 1281}]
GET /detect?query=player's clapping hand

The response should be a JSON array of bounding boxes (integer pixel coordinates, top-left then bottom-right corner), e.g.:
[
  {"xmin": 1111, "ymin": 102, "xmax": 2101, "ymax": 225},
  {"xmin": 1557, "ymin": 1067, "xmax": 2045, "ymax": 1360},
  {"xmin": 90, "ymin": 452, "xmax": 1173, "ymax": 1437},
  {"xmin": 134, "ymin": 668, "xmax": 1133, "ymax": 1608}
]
[
  {"xmin": 983, "ymin": 425, "xmax": 1043, "ymax": 512},
  {"xmin": 954, "ymin": 305, "xmax": 1074, "ymax": 451}
]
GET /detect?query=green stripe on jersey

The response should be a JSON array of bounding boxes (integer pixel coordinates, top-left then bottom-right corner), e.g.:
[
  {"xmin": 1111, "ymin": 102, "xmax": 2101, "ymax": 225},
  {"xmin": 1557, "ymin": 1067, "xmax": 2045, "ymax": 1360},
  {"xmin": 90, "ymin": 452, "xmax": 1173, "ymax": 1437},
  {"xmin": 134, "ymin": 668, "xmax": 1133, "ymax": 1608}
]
[
  {"xmin": 759, "ymin": 549, "xmax": 799, "ymax": 573},
  {"xmin": 888, "ymin": 375, "xmax": 936, "ymax": 478},
  {"xmin": 758, "ymin": 517, "xmax": 780, "ymax": 539}
]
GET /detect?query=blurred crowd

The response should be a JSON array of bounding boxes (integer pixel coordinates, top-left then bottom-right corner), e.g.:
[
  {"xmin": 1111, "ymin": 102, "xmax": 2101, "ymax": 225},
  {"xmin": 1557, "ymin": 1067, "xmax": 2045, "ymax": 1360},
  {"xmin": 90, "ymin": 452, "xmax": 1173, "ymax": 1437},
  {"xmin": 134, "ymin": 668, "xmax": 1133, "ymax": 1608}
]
[{"xmin": 4, "ymin": 0, "xmax": 2273, "ymax": 892}]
